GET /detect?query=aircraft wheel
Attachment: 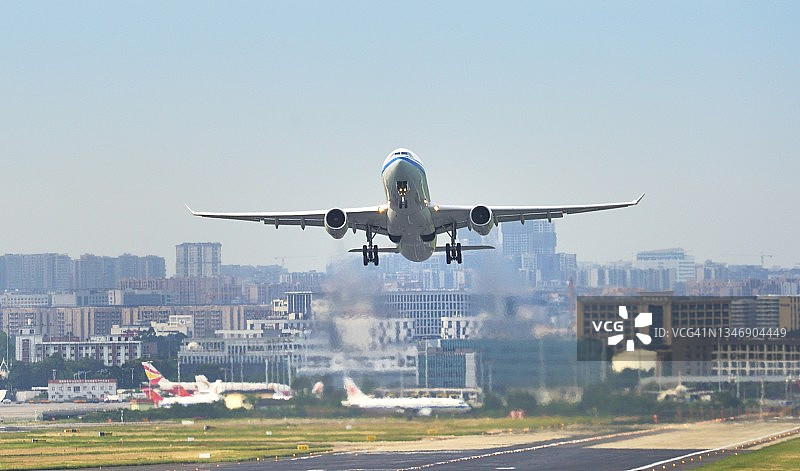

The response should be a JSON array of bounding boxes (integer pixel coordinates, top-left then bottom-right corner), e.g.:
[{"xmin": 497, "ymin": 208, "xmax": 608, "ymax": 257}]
[
  {"xmin": 362, "ymin": 245, "xmax": 369, "ymax": 266},
  {"xmin": 456, "ymin": 243, "xmax": 463, "ymax": 264},
  {"xmin": 373, "ymin": 245, "xmax": 379, "ymax": 266},
  {"xmin": 445, "ymin": 243, "xmax": 452, "ymax": 264}
]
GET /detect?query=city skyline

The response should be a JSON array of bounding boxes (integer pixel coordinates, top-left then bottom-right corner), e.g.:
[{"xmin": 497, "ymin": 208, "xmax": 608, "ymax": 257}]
[
  {"xmin": 2, "ymin": 3, "xmax": 798, "ymax": 272},
  {"xmin": 0, "ymin": 235, "xmax": 796, "ymax": 280}
]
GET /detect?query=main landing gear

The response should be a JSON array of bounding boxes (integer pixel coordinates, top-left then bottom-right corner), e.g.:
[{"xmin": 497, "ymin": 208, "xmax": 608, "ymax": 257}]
[
  {"xmin": 362, "ymin": 226, "xmax": 379, "ymax": 266},
  {"xmin": 445, "ymin": 224, "xmax": 462, "ymax": 264}
]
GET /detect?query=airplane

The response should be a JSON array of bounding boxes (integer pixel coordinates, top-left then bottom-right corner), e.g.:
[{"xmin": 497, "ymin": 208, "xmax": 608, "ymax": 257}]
[
  {"xmin": 143, "ymin": 362, "xmax": 292, "ymax": 398},
  {"xmin": 195, "ymin": 375, "xmax": 293, "ymax": 399},
  {"xmin": 187, "ymin": 148, "xmax": 643, "ymax": 266},
  {"xmin": 141, "ymin": 362, "xmax": 197, "ymax": 396},
  {"xmin": 142, "ymin": 387, "xmax": 221, "ymax": 408},
  {"xmin": 341, "ymin": 377, "xmax": 471, "ymax": 416}
]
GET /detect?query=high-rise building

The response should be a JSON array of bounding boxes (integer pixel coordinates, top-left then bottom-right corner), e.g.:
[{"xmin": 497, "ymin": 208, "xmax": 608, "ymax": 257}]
[
  {"xmin": 0, "ymin": 254, "xmax": 72, "ymax": 292},
  {"xmin": 73, "ymin": 254, "xmax": 116, "ymax": 290},
  {"xmin": 16, "ymin": 333, "xmax": 141, "ymax": 367},
  {"xmin": 500, "ymin": 222, "xmax": 575, "ymax": 285},
  {"xmin": 0, "ymin": 256, "xmax": 6, "ymax": 291},
  {"xmin": 417, "ymin": 346, "xmax": 479, "ymax": 388},
  {"xmin": 501, "ymin": 220, "xmax": 556, "ymax": 258},
  {"xmin": 115, "ymin": 254, "xmax": 166, "ymax": 280},
  {"xmin": 381, "ymin": 291, "xmax": 486, "ymax": 340},
  {"xmin": 635, "ymin": 248, "xmax": 696, "ymax": 283},
  {"xmin": 176, "ymin": 243, "xmax": 222, "ymax": 278},
  {"xmin": 74, "ymin": 254, "xmax": 166, "ymax": 290}
]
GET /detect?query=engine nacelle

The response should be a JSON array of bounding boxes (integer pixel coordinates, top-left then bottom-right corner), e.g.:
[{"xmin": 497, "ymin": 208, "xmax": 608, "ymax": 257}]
[
  {"xmin": 469, "ymin": 205, "xmax": 494, "ymax": 236},
  {"xmin": 324, "ymin": 208, "xmax": 348, "ymax": 239}
]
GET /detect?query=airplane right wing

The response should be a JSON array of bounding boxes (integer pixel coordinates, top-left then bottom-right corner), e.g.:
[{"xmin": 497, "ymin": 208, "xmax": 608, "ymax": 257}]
[{"xmin": 431, "ymin": 194, "xmax": 644, "ymax": 233}]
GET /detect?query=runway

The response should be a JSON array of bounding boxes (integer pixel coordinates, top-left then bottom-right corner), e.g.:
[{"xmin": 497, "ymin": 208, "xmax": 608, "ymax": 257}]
[
  {"xmin": 65, "ymin": 418, "xmax": 800, "ymax": 471},
  {"xmin": 76, "ymin": 437, "xmax": 698, "ymax": 471},
  {"xmin": 59, "ymin": 431, "xmax": 717, "ymax": 471}
]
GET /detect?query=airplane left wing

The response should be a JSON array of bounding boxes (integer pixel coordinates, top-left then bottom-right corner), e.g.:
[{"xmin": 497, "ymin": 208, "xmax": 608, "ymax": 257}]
[
  {"xmin": 186, "ymin": 205, "xmax": 389, "ymax": 234},
  {"xmin": 431, "ymin": 194, "xmax": 644, "ymax": 233}
]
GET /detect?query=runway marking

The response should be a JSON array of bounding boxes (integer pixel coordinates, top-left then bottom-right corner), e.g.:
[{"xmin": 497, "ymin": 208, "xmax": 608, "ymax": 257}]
[
  {"xmin": 495, "ymin": 467, "xmax": 516, "ymax": 470},
  {"xmin": 398, "ymin": 428, "xmax": 656, "ymax": 470},
  {"xmin": 625, "ymin": 425, "xmax": 800, "ymax": 471}
]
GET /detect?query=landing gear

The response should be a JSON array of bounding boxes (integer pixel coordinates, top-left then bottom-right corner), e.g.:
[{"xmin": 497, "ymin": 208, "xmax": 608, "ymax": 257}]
[
  {"xmin": 362, "ymin": 227, "xmax": 379, "ymax": 266},
  {"xmin": 444, "ymin": 224, "xmax": 462, "ymax": 264},
  {"xmin": 445, "ymin": 243, "xmax": 462, "ymax": 264},
  {"xmin": 396, "ymin": 181, "xmax": 409, "ymax": 209}
]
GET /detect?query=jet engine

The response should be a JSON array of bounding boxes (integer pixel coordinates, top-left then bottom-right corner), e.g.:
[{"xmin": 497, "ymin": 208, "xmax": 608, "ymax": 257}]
[
  {"xmin": 469, "ymin": 205, "xmax": 494, "ymax": 236},
  {"xmin": 324, "ymin": 208, "xmax": 348, "ymax": 239}
]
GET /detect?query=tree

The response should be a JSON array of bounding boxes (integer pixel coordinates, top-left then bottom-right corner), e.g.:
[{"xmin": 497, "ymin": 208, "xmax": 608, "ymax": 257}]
[
  {"xmin": 0, "ymin": 331, "xmax": 13, "ymax": 389},
  {"xmin": 290, "ymin": 376, "xmax": 314, "ymax": 395},
  {"xmin": 0, "ymin": 331, "xmax": 13, "ymax": 361},
  {"xmin": 481, "ymin": 391, "xmax": 505, "ymax": 412},
  {"xmin": 359, "ymin": 376, "xmax": 378, "ymax": 394},
  {"xmin": 506, "ymin": 390, "xmax": 537, "ymax": 414}
]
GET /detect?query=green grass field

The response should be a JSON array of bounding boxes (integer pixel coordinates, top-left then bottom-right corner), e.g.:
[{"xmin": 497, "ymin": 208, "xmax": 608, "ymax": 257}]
[
  {"xmin": 697, "ymin": 437, "xmax": 800, "ymax": 470},
  {"xmin": 0, "ymin": 416, "xmax": 611, "ymax": 470}
]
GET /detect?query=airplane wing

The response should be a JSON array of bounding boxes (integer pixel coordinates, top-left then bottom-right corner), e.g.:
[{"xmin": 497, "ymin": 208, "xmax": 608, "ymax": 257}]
[
  {"xmin": 186, "ymin": 205, "xmax": 390, "ymax": 235},
  {"xmin": 431, "ymin": 194, "xmax": 644, "ymax": 234}
]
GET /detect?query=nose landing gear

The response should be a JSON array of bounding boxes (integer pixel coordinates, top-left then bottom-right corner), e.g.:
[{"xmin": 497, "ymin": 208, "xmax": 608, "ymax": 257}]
[
  {"xmin": 444, "ymin": 224, "xmax": 462, "ymax": 264},
  {"xmin": 362, "ymin": 226, "xmax": 379, "ymax": 266},
  {"xmin": 396, "ymin": 181, "xmax": 409, "ymax": 209}
]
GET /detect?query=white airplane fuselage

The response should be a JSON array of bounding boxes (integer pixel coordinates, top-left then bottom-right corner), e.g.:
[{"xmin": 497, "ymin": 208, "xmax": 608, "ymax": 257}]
[
  {"xmin": 342, "ymin": 377, "xmax": 470, "ymax": 415},
  {"xmin": 343, "ymin": 396, "xmax": 471, "ymax": 414},
  {"xmin": 381, "ymin": 149, "xmax": 436, "ymax": 262}
]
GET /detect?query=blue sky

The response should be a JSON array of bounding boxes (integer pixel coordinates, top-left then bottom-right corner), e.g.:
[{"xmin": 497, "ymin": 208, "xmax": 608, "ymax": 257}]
[{"xmin": 1, "ymin": 2, "xmax": 798, "ymax": 272}]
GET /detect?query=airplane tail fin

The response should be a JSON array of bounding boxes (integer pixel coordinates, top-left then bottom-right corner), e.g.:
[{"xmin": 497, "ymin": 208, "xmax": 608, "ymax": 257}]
[
  {"xmin": 343, "ymin": 377, "xmax": 367, "ymax": 401},
  {"xmin": 195, "ymin": 375, "xmax": 211, "ymax": 392},
  {"xmin": 141, "ymin": 362, "xmax": 164, "ymax": 386},
  {"xmin": 211, "ymin": 380, "xmax": 223, "ymax": 395}
]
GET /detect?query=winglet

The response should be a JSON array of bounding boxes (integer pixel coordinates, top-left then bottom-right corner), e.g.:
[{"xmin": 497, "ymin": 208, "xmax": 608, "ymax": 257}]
[
  {"xmin": 634, "ymin": 193, "xmax": 645, "ymax": 205},
  {"xmin": 185, "ymin": 203, "xmax": 197, "ymax": 215}
]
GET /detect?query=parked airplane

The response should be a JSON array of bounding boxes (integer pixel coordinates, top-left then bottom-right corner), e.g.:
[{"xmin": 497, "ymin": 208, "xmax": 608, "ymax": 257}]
[
  {"xmin": 341, "ymin": 377, "xmax": 470, "ymax": 416},
  {"xmin": 188, "ymin": 148, "xmax": 643, "ymax": 266},
  {"xmin": 141, "ymin": 362, "xmax": 197, "ymax": 395},
  {"xmin": 195, "ymin": 375, "xmax": 293, "ymax": 399},
  {"xmin": 142, "ymin": 362, "xmax": 292, "ymax": 398}
]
